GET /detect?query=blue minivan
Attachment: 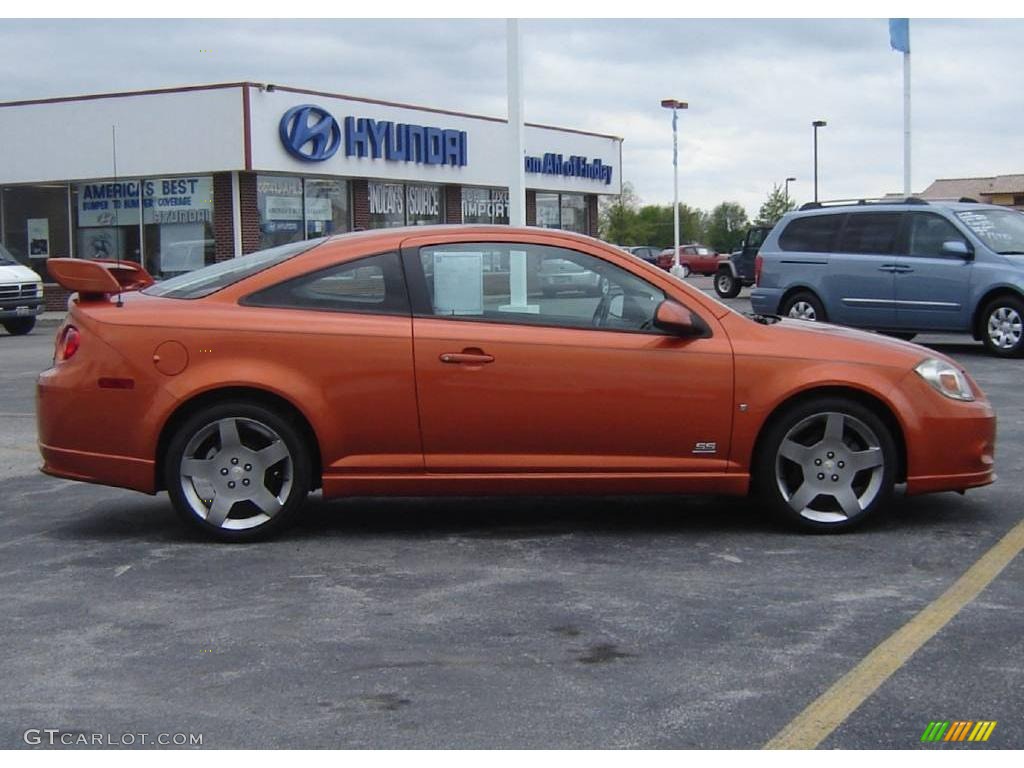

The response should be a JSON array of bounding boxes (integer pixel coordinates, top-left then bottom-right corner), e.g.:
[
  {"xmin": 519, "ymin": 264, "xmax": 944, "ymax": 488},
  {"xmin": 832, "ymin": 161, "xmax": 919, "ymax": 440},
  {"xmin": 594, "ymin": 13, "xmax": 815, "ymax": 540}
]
[{"xmin": 750, "ymin": 200, "xmax": 1024, "ymax": 356}]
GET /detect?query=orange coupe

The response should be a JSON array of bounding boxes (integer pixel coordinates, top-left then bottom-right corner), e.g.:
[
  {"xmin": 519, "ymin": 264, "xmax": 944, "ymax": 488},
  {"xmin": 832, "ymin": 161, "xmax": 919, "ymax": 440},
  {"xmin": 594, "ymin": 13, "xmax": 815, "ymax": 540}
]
[{"xmin": 37, "ymin": 226, "xmax": 995, "ymax": 541}]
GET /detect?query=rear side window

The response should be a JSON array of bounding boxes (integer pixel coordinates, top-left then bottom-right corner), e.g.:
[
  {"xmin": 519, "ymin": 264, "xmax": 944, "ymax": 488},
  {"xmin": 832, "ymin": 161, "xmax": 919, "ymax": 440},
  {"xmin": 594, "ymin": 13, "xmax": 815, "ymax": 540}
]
[
  {"xmin": 243, "ymin": 252, "xmax": 409, "ymax": 316},
  {"xmin": 778, "ymin": 215, "xmax": 842, "ymax": 252},
  {"xmin": 835, "ymin": 213, "xmax": 902, "ymax": 255}
]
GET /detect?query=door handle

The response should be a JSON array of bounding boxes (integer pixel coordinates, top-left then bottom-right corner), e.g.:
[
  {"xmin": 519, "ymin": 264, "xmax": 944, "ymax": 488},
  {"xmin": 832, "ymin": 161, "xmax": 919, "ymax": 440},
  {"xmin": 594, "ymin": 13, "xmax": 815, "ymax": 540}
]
[
  {"xmin": 878, "ymin": 264, "xmax": 898, "ymax": 272},
  {"xmin": 440, "ymin": 350, "xmax": 495, "ymax": 365}
]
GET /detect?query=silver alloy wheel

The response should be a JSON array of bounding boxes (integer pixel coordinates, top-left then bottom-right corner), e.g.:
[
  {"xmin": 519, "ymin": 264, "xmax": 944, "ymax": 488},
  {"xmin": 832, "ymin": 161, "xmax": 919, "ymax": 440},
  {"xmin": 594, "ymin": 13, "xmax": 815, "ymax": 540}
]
[
  {"xmin": 788, "ymin": 300, "xmax": 817, "ymax": 321},
  {"xmin": 716, "ymin": 273, "xmax": 732, "ymax": 293},
  {"xmin": 179, "ymin": 417, "xmax": 293, "ymax": 530},
  {"xmin": 775, "ymin": 411, "xmax": 885, "ymax": 524},
  {"xmin": 987, "ymin": 306, "xmax": 1023, "ymax": 350}
]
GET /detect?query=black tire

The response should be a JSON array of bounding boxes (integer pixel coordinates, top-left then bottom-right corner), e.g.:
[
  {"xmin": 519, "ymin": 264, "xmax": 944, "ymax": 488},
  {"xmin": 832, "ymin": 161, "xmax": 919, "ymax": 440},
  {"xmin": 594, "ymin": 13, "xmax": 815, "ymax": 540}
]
[
  {"xmin": 2, "ymin": 317, "xmax": 36, "ymax": 335},
  {"xmin": 980, "ymin": 295, "xmax": 1024, "ymax": 358},
  {"xmin": 780, "ymin": 291, "xmax": 827, "ymax": 322},
  {"xmin": 754, "ymin": 396, "xmax": 897, "ymax": 533},
  {"xmin": 714, "ymin": 270, "xmax": 741, "ymax": 299},
  {"xmin": 164, "ymin": 401, "xmax": 312, "ymax": 542}
]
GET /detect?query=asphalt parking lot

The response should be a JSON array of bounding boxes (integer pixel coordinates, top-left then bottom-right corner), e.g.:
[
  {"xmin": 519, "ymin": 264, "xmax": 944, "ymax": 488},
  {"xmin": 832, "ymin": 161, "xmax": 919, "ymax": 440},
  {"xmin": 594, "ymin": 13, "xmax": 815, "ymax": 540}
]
[{"xmin": 1, "ymin": 280, "xmax": 1021, "ymax": 749}]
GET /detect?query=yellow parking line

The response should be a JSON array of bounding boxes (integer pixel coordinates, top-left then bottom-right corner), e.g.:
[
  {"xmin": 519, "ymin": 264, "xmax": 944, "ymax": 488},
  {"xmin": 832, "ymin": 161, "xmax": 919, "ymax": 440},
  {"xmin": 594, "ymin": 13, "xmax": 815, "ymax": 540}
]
[{"xmin": 765, "ymin": 516, "xmax": 1024, "ymax": 750}]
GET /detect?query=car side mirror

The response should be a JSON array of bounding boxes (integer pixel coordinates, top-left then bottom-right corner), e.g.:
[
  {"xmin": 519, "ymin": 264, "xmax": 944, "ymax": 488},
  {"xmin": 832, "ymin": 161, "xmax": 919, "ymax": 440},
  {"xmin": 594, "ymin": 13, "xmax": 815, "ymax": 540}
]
[
  {"xmin": 654, "ymin": 300, "xmax": 705, "ymax": 336},
  {"xmin": 942, "ymin": 240, "xmax": 973, "ymax": 259}
]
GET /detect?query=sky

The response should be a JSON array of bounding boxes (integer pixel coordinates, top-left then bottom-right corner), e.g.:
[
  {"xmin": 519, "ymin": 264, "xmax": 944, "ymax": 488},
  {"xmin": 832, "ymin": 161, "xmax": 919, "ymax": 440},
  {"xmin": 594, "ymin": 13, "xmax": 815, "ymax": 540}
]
[{"xmin": 0, "ymin": 17, "xmax": 1021, "ymax": 217}]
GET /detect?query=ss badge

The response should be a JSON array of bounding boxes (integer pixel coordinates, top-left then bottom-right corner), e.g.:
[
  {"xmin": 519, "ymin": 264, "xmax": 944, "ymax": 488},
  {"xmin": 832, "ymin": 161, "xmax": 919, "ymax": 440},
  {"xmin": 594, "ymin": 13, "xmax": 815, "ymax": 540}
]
[{"xmin": 693, "ymin": 442, "xmax": 718, "ymax": 455}]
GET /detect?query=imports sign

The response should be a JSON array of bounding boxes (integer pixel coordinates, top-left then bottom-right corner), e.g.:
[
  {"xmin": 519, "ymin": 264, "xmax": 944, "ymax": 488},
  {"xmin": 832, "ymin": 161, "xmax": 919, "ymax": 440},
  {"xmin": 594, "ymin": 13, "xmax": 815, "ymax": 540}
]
[{"xmin": 77, "ymin": 178, "xmax": 213, "ymax": 227}]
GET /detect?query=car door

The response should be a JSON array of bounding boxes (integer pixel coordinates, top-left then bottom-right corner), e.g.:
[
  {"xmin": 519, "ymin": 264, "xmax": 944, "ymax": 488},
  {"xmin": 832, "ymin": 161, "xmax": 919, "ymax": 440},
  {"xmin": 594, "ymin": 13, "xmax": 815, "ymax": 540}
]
[
  {"xmin": 892, "ymin": 212, "xmax": 974, "ymax": 331},
  {"xmin": 824, "ymin": 212, "xmax": 901, "ymax": 328},
  {"xmin": 402, "ymin": 235, "xmax": 735, "ymax": 478}
]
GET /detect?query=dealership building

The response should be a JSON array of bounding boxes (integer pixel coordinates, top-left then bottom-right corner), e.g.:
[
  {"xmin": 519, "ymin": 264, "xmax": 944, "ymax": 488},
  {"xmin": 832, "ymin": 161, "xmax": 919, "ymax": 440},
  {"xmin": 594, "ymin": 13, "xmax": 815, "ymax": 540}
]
[{"xmin": 0, "ymin": 82, "xmax": 622, "ymax": 308}]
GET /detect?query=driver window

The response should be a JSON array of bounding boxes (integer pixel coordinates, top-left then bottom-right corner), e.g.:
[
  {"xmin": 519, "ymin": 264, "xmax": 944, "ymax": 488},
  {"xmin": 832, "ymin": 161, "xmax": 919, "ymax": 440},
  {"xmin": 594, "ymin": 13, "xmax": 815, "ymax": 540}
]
[{"xmin": 417, "ymin": 242, "xmax": 666, "ymax": 332}]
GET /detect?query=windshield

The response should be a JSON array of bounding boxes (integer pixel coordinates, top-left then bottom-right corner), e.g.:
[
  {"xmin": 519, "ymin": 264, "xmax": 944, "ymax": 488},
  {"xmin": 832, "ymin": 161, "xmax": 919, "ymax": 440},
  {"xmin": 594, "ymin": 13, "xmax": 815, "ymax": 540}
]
[
  {"xmin": 955, "ymin": 209, "xmax": 1024, "ymax": 254},
  {"xmin": 0, "ymin": 243, "xmax": 22, "ymax": 266},
  {"xmin": 143, "ymin": 238, "xmax": 325, "ymax": 299}
]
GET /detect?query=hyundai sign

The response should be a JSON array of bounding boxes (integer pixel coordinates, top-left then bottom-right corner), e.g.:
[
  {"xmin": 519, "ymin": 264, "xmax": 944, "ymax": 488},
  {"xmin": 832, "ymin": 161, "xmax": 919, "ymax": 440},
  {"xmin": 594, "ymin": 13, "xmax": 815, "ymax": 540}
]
[{"xmin": 279, "ymin": 105, "xmax": 467, "ymax": 167}]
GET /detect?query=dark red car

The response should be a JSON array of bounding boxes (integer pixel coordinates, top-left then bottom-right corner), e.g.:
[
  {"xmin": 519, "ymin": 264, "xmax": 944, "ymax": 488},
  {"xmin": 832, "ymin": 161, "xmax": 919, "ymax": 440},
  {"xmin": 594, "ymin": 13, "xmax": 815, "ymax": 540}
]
[{"xmin": 657, "ymin": 243, "xmax": 722, "ymax": 276}]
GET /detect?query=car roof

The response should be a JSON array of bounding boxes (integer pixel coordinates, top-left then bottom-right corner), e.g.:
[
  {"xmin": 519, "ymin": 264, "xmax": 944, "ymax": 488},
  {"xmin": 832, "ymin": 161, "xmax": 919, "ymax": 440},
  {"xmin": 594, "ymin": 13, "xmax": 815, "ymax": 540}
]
[{"xmin": 788, "ymin": 200, "xmax": 1007, "ymax": 218}]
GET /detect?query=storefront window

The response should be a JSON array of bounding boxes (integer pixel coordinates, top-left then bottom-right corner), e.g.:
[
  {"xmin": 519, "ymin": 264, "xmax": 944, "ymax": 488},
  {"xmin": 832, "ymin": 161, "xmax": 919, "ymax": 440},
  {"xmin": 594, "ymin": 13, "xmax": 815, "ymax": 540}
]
[
  {"xmin": 367, "ymin": 181, "xmax": 444, "ymax": 229},
  {"xmin": 461, "ymin": 187, "xmax": 509, "ymax": 225},
  {"xmin": 73, "ymin": 180, "xmax": 143, "ymax": 264},
  {"xmin": 143, "ymin": 177, "xmax": 215, "ymax": 277},
  {"xmin": 406, "ymin": 184, "xmax": 443, "ymax": 226},
  {"xmin": 560, "ymin": 194, "xmax": 588, "ymax": 234},
  {"xmin": 257, "ymin": 175, "xmax": 304, "ymax": 250},
  {"xmin": 534, "ymin": 192, "xmax": 589, "ymax": 234},
  {"xmin": 2, "ymin": 184, "xmax": 72, "ymax": 280},
  {"xmin": 303, "ymin": 178, "xmax": 350, "ymax": 239},
  {"xmin": 536, "ymin": 193, "xmax": 560, "ymax": 229}
]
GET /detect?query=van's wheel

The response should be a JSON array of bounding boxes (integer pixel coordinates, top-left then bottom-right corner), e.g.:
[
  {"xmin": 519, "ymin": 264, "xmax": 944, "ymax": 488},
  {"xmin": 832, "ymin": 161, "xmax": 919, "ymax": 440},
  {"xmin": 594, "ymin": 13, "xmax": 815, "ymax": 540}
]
[
  {"xmin": 2, "ymin": 317, "xmax": 36, "ymax": 335},
  {"xmin": 781, "ymin": 291, "xmax": 826, "ymax": 322},
  {"xmin": 714, "ymin": 270, "xmax": 741, "ymax": 298},
  {"xmin": 165, "ymin": 401, "xmax": 311, "ymax": 542},
  {"xmin": 980, "ymin": 295, "xmax": 1024, "ymax": 357},
  {"xmin": 755, "ymin": 397, "xmax": 896, "ymax": 533}
]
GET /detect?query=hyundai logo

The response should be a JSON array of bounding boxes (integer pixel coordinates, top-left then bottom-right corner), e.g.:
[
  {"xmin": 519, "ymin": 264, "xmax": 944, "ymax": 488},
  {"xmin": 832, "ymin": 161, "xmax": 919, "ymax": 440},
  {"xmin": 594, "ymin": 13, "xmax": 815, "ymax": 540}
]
[{"xmin": 279, "ymin": 105, "xmax": 341, "ymax": 162}]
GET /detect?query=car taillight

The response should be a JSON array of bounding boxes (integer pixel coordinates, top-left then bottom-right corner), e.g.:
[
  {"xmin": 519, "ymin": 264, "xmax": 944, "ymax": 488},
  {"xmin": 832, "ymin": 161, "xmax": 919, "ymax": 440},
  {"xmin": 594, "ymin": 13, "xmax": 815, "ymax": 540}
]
[
  {"xmin": 754, "ymin": 253, "xmax": 763, "ymax": 286},
  {"xmin": 57, "ymin": 325, "xmax": 80, "ymax": 362}
]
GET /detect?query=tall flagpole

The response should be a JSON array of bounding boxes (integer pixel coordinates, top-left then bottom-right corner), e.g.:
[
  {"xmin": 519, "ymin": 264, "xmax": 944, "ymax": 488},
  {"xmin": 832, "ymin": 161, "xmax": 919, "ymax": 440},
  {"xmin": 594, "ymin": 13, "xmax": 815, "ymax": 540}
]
[{"xmin": 903, "ymin": 49, "xmax": 911, "ymax": 196}]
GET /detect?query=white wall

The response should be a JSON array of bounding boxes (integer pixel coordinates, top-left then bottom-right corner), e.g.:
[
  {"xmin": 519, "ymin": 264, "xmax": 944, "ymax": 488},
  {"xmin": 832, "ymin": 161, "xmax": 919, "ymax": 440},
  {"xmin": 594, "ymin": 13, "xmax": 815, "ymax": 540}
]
[{"xmin": 0, "ymin": 88, "xmax": 245, "ymax": 184}]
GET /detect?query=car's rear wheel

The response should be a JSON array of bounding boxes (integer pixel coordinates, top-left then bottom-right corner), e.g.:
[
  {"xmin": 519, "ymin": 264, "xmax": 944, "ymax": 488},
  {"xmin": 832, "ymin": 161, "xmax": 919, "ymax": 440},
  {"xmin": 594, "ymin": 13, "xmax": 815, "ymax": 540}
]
[
  {"xmin": 3, "ymin": 317, "xmax": 36, "ymax": 335},
  {"xmin": 756, "ymin": 397, "xmax": 896, "ymax": 533},
  {"xmin": 781, "ymin": 291, "xmax": 826, "ymax": 322},
  {"xmin": 165, "ymin": 402, "xmax": 311, "ymax": 542},
  {"xmin": 714, "ymin": 270, "xmax": 741, "ymax": 299},
  {"xmin": 981, "ymin": 295, "xmax": 1024, "ymax": 357}
]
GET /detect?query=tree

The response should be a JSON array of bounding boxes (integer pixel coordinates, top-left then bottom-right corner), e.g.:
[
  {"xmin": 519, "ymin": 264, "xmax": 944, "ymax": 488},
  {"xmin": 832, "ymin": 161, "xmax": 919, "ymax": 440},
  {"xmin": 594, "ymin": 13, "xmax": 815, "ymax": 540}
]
[
  {"xmin": 705, "ymin": 202, "xmax": 749, "ymax": 254},
  {"xmin": 756, "ymin": 183, "xmax": 797, "ymax": 227},
  {"xmin": 598, "ymin": 181, "xmax": 640, "ymax": 244}
]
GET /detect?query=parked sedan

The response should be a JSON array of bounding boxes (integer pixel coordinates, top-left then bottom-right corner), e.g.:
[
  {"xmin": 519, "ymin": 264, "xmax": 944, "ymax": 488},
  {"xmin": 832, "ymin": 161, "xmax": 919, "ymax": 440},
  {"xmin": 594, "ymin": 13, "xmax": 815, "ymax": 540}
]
[
  {"xmin": 657, "ymin": 243, "xmax": 722, "ymax": 275},
  {"xmin": 39, "ymin": 226, "xmax": 995, "ymax": 541}
]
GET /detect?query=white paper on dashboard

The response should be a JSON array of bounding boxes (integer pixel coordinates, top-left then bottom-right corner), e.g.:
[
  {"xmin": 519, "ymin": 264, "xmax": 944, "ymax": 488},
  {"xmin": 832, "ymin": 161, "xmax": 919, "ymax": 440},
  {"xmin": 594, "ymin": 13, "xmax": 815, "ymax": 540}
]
[{"xmin": 433, "ymin": 252, "xmax": 484, "ymax": 315}]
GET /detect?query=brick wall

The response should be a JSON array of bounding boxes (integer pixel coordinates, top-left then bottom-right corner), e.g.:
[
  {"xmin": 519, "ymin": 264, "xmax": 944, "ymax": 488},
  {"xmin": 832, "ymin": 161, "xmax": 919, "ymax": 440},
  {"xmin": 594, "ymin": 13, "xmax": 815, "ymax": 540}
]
[
  {"xmin": 212, "ymin": 172, "xmax": 235, "ymax": 262},
  {"xmin": 444, "ymin": 185, "xmax": 462, "ymax": 224},
  {"xmin": 587, "ymin": 194, "xmax": 599, "ymax": 238},
  {"xmin": 238, "ymin": 172, "xmax": 261, "ymax": 254},
  {"xmin": 352, "ymin": 179, "xmax": 369, "ymax": 230},
  {"xmin": 44, "ymin": 285, "xmax": 71, "ymax": 312},
  {"xmin": 526, "ymin": 190, "xmax": 537, "ymax": 226}
]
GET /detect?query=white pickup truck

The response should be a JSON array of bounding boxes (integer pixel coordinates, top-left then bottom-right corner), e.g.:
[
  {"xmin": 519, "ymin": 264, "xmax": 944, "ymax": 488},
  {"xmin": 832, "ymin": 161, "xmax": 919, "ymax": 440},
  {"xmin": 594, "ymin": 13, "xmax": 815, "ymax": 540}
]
[{"xmin": 0, "ymin": 244, "xmax": 44, "ymax": 335}]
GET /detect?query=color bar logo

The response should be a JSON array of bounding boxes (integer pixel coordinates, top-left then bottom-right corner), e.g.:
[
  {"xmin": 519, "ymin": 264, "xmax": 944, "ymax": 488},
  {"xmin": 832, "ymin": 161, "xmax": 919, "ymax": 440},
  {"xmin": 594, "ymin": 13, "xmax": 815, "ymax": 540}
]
[{"xmin": 921, "ymin": 721, "xmax": 997, "ymax": 743}]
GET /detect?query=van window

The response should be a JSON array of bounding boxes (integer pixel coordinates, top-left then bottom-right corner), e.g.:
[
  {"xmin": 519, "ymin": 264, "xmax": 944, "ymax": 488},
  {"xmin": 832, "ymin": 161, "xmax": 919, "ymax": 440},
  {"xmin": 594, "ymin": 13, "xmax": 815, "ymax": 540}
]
[
  {"xmin": 836, "ymin": 213, "xmax": 902, "ymax": 255},
  {"xmin": 906, "ymin": 213, "xmax": 969, "ymax": 258},
  {"xmin": 778, "ymin": 215, "xmax": 842, "ymax": 252}
]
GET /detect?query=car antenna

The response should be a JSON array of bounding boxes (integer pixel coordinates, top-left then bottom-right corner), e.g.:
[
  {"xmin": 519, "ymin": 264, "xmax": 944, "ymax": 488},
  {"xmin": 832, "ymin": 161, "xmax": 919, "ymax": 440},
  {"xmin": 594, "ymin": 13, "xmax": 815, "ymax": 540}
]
[{"xmin": 111, "ymin": 125, "xmax": 123, "ymax": 307}]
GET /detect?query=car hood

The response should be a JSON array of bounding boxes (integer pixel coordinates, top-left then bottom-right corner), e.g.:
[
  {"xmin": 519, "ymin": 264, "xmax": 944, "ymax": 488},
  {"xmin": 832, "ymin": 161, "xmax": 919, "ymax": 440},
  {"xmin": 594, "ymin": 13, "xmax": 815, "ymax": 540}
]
[
  {"xmin": 0, "ymin": 263, "xmax": 41, "ymax": 283},
  {"xmin": 726, "ymin": 314, "xmax": 949, "ymax": 370}
]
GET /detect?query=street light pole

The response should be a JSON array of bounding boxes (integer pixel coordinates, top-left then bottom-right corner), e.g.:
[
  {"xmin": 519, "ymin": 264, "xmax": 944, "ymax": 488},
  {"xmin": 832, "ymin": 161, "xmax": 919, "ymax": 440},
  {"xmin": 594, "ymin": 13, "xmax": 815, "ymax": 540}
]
[
  {"xmin": 661, "ymin": 98, "xmax": 688, "ymax": 278},
  {"xmin": 812, "ymin": 120, "xmax": 826, "ymax": 202},
  {"xmin": 785, "ymin": 176, "xmax": 796, "ymax": 200}
]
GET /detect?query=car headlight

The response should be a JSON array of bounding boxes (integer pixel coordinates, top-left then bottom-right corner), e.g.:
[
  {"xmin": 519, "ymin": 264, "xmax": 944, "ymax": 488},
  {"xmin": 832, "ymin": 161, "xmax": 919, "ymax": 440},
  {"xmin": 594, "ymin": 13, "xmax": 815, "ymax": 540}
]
[{"xmin": 915, "ymin": 358, "xmax": 974, "ymax": 402}]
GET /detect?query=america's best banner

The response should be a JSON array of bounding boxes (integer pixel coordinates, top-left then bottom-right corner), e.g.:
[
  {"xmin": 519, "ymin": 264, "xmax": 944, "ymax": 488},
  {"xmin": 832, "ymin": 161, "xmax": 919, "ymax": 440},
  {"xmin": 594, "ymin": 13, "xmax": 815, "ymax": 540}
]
[{"xmin": 77, "ymin": 177, "xmax": 213, "ymax": 227}]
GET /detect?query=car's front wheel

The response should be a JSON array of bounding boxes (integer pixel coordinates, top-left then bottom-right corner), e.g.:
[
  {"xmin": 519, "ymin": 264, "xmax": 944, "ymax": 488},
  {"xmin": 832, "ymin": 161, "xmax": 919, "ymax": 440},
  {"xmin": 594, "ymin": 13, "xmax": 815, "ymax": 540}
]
[
  {"xmin": 756, "ymin": 397, "xmax": 897, "ymax": 532},
  {"xmin": 165, "ymin": 401, "xmax": 311, "ymax": 542},
  {"xmin": 780, "ymin": 291, "xmax": 826, "ymax": 322},
  {"xmin": 714, "ymin": 270, "xmax": 741, "ymax": 299},
  {"xmin": 981, "ymin": 295, "xmax": 1024, "ymax": 357},
  {"xmin": 2, "ymin": 317, "xmax": 36, "ymax": 335}
]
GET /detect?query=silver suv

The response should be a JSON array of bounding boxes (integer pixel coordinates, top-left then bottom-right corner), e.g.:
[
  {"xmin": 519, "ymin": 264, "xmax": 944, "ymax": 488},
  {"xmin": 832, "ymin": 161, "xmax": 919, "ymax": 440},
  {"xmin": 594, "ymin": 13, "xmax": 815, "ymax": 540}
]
[{"xmin": 750, "ymin": 199, "xmax": 1024, "ymax": 357}]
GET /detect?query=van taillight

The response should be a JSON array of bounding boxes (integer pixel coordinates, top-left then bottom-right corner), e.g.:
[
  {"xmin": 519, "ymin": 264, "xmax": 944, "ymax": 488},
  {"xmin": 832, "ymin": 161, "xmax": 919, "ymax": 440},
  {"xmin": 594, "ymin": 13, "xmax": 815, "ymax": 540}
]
[
  {"xmin": 57, "ymin": 326, "xmax": 80, "ymax": 362},
  {"xmin": 754, "ymin": 254, "xmax": 763, "ymax": 286}
]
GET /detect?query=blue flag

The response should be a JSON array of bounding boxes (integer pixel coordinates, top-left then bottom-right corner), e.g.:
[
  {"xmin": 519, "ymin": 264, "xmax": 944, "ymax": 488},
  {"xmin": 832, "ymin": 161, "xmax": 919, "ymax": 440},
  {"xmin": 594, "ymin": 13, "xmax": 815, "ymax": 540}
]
[{"xmin": 889, "ymin": 18, "xmax": 910, "ymax": 53}]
